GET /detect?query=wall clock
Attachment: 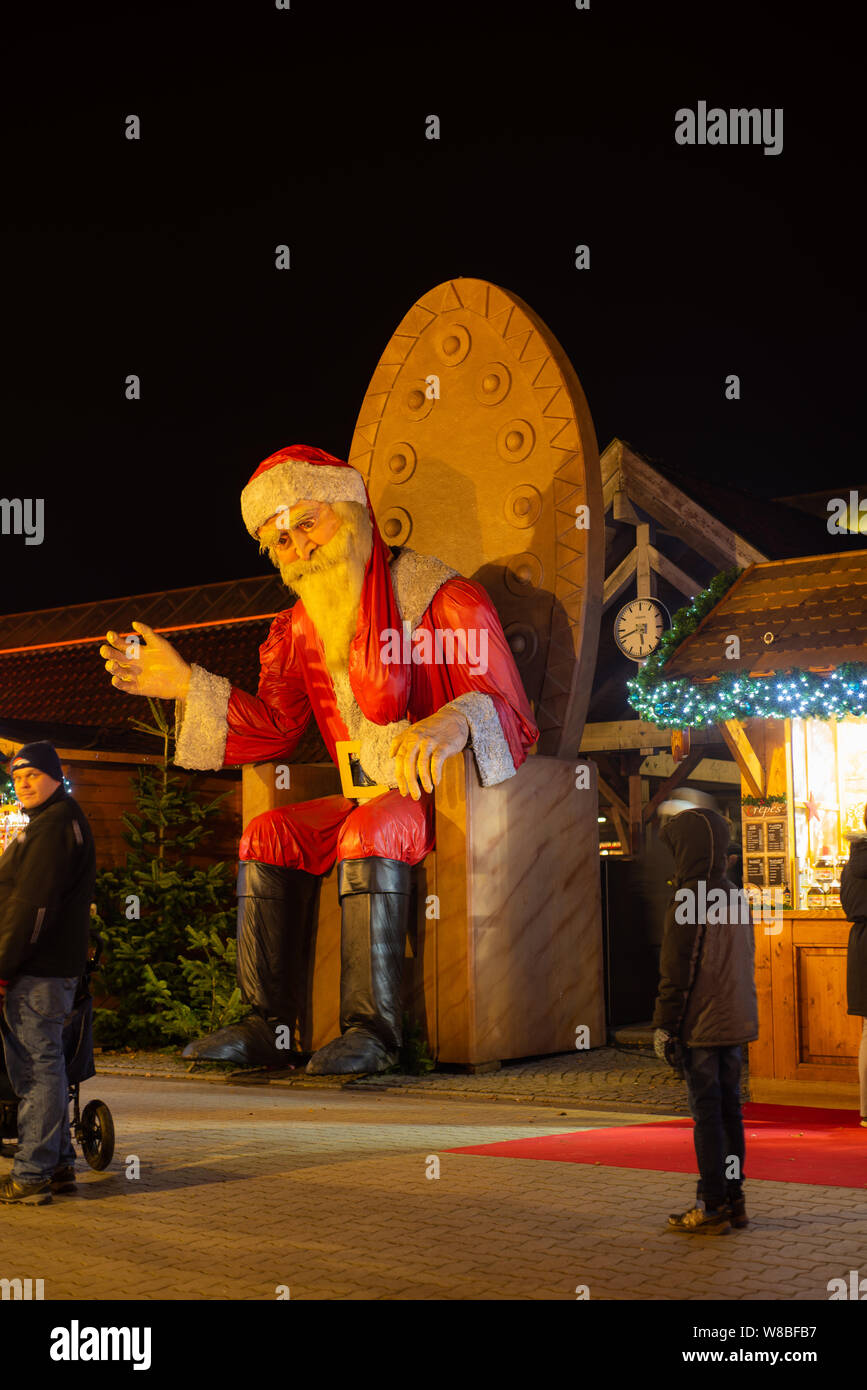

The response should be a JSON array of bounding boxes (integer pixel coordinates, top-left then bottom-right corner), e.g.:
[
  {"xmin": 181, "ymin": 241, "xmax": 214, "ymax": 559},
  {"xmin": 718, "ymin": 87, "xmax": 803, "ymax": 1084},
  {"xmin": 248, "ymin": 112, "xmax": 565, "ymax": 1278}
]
[{"xmin": 613, "ymin": 598, "xmax": 670, "ymax": 660}]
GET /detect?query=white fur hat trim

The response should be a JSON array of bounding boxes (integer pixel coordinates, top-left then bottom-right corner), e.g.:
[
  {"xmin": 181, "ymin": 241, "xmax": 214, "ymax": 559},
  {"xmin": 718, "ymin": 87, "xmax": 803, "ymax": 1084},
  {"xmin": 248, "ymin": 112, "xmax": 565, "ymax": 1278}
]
[{"xmin": 241, "ymin": 460, "xmax": 367, "ymax": 536}]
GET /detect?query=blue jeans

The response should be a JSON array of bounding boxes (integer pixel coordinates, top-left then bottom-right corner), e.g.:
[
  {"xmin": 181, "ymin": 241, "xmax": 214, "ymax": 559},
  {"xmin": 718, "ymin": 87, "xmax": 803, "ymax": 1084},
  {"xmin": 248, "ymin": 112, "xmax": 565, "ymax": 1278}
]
[
  {"xmin": 2, "ymin": 975, "xmax": 78, "ymax": 1183},
  {"xmin": 683, "ymin": 1044, "xmax": 745, "ymax": 1210}
]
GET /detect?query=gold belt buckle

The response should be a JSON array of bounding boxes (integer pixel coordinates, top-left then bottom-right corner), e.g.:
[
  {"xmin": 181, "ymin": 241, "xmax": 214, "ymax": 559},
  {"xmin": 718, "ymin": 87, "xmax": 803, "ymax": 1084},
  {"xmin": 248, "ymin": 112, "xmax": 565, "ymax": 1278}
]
[{"xmin": 335, "ymin": 740, "xmax": 390, "ymax": 802}]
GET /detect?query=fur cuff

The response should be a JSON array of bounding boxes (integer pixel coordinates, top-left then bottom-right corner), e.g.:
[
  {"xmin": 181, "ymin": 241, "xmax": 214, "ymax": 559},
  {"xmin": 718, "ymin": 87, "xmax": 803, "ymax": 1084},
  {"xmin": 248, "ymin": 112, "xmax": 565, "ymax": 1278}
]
[
  {"xmin": 449, "ymin": 692, "xmax": 516, "ymax": 787},
  {"xmin": 174, "ymin": 665, "xmax": 232, "ymax": 770}
]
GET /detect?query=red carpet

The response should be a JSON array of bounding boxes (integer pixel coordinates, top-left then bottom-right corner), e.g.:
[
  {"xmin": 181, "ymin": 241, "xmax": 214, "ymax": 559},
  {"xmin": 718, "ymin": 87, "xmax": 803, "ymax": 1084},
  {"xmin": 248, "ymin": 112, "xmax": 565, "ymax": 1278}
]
[{"xmin": 445, "ymin": 1104, "xmax": 867, "ymax": 1188}]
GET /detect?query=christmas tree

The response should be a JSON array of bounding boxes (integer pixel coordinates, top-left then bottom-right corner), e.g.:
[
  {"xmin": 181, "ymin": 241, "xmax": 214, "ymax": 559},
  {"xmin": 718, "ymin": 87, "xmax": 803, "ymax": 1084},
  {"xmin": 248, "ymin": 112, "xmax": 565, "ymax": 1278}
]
[{"xmin": 91, "ymin": 699, "xmax": 247, "ymax": 1049}]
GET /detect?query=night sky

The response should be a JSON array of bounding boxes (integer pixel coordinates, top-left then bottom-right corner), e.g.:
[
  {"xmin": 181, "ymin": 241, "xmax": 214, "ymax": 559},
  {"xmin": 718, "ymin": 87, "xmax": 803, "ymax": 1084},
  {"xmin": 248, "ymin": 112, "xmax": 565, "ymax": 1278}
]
[{"xmin": 5, "ymin": 0, "xmax": 861, "ymax": 614}]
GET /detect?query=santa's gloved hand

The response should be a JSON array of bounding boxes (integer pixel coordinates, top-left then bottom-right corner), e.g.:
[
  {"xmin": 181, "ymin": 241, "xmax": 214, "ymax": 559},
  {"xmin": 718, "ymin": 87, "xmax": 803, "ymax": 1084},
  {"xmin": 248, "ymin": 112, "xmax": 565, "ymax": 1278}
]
[
  {"xmin": 101, "ymin": 623, "xmax": 192, "ymax": 701},
  {"xmin": 389, "ymin": 707, "xmax": 470, "ymax": 800}
]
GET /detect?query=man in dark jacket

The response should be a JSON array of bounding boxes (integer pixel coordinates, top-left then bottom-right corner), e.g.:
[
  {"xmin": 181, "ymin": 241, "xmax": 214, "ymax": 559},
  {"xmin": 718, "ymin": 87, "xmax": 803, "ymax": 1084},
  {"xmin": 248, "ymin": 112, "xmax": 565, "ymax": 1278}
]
[
  {"xmin": 652, "ymin": 803, "xmax": 758, "ymax": 1234},
  {"xmin": 839, "ymin": 816, "xmax": 867, "ymax": 1125},
  {"xmin": 0, "ymin": 742, "xmax": 95, "ymax": 1205}
]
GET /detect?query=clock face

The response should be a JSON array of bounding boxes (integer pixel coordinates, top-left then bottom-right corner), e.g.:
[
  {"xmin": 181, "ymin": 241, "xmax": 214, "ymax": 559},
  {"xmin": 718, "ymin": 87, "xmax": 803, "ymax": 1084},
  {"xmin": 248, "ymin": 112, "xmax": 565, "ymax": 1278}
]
[{"xmin": 613, "ymin": 599, "xmax": 669, "ymax": 660}]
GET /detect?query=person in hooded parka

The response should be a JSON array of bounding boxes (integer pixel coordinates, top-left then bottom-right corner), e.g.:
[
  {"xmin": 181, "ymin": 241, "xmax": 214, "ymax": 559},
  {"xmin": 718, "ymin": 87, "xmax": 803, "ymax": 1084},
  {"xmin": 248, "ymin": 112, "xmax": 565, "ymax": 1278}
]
[{"xmin": 652, "ymin": 797, "xmax": 758, "ymax": 1234}]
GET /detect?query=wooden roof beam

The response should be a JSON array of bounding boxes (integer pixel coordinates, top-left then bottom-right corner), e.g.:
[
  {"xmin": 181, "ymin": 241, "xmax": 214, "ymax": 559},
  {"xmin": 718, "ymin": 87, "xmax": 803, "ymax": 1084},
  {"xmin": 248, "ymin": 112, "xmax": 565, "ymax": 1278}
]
[
  {"xmin": 580, "ymin": 721, "xmax": 719, "ymax": 751},
  {"xmin": 601, "ymin": 438, "xmax": 625, "ymax": 487},
  {"xmin": 596, "ymin": 773, "xmax": 630, "ymax": 821},
  {"xmin": 616, "ymin": 442, "xmax": 767, "ymax": 569},
  {"xmin": 602, "ymin": 548, "xmax": 638, "ymax": 610},
  {"xmin": 720, "ymin": 719, "xmax": 764, "ymax": 798},
  {"xmin": 647, "ymin": 544, "xmax": 702, "ymax": 599},
  {"xmin": 642, "ymin": 748, "xmax": 705, "ymax": 821}
]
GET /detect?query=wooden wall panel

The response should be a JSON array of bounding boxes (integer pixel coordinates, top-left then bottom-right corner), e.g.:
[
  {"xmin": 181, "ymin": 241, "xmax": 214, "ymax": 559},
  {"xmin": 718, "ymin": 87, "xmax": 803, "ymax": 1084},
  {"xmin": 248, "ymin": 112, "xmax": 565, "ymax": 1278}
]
[
  {"xmin": 796, "ymin": 947, "xmax": 862, "ymax": 1066},
  {"xmin": 61, "ymin": 759, "xmax": 241, "ymax": 870},
  {"xmin": 755, "ymin": 910, "xmax": 860, "ymax": 1086}
]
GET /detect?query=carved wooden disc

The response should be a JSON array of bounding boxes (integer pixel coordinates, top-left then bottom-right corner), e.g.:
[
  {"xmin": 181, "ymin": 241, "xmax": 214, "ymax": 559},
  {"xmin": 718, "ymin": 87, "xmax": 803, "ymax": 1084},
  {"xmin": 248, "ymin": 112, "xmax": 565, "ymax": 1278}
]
[{"xmin": 349, "ymin": 277, "xmax": 604, "ymax": 758}]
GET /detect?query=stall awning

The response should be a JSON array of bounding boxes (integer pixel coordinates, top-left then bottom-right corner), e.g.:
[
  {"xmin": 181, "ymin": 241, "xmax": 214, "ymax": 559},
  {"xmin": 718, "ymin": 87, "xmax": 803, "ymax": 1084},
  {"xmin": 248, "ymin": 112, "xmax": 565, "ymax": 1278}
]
[{"xmin": 628, "ymin": 550, "xmax": 867, "ymax": 727}]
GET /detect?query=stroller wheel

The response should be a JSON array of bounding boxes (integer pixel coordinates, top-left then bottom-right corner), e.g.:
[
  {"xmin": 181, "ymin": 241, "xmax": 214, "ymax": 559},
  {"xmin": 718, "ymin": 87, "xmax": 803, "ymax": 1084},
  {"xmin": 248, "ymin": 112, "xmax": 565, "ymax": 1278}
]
[{"xmin": 80, "ymin": 1100, "xmax": 115, "ymax": 1171}]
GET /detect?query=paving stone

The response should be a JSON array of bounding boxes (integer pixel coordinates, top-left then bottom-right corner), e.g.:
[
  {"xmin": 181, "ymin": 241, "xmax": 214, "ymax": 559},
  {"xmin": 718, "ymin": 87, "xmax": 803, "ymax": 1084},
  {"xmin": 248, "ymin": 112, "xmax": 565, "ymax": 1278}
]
[{"xmin": 0, "ymin": 1076, "xmax": 860, "ymax": 1301}]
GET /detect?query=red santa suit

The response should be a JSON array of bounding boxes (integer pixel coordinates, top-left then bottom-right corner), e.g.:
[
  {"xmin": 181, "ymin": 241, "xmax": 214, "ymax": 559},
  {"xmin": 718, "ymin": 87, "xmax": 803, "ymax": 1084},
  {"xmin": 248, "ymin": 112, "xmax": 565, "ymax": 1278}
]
[
  {"xmin": 175, "ymin": 445, "xmax": 538, "ymax": 1074},
  {"xmin": 174, "ymin": 447, "xmax": 539, "ymax": 870}
]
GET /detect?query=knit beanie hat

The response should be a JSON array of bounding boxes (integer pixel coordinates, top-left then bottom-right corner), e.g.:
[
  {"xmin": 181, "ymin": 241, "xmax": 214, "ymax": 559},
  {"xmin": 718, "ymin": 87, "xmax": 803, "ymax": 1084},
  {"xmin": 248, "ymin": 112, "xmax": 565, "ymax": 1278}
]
[{"xmin": 10, "ymin": 740, "xmax": 64, "ymax": 784}]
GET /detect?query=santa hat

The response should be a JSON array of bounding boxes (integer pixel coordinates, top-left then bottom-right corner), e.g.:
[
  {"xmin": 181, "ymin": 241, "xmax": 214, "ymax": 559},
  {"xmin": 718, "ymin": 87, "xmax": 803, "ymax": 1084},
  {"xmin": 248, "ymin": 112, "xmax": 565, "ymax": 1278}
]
[
  {"xmin": 241, "ymin": 444, "xmax": 410, "ymax": 725},
  {"xmin": 240, "ymin": 445, "xmax": 370, "ymax": 536}
]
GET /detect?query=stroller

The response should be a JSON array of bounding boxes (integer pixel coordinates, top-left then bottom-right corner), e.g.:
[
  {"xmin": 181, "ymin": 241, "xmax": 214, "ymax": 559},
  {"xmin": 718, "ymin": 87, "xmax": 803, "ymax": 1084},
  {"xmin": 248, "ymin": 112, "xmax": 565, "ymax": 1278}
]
[{"xmin": 0, "ymin": 933, "xmax": 115, "ymax": 1172}]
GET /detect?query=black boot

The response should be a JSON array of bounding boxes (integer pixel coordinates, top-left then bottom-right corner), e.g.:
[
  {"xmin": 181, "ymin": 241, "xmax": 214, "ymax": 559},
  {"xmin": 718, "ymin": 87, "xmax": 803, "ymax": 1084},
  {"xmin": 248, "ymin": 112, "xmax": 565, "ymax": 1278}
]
[
  {"xmin": 306, "ymin": 857, "xmax": 411, "ymax": 1075},
  {"xmin": 182, "ymin": 861, "xmax": 319, "ymax": 1067}
]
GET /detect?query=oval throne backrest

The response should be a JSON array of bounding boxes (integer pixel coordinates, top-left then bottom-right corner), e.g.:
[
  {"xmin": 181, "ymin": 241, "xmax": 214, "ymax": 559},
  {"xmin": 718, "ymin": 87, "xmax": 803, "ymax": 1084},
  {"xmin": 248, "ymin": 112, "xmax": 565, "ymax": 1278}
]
[{"xmin": 348, "ymin": 278, "xmax": 604, "ymax": 759}]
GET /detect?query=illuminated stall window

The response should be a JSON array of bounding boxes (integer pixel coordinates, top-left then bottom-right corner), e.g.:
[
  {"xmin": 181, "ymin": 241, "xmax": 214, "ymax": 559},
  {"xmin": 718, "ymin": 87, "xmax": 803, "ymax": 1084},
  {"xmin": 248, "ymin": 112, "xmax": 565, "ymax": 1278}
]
[{"xmin": 790, "ymin": 716, "xmax": 867, "ymax": 908}]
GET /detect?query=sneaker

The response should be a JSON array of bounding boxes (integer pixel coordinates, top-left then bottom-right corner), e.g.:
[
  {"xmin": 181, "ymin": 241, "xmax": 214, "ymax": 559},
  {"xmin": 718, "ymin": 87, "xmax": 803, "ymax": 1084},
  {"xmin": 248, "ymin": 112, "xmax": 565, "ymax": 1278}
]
[
  {"xmin": 667, "ymin": 1204, "xmax": 730, "ymax": 1235},
  {"xmin": 0, "ymin": 1175, "xmax": 52, "ymax": 1205},
  {"xmin": 51, "ymin": 1165, "xmax": 77, "ymax": 1194}
]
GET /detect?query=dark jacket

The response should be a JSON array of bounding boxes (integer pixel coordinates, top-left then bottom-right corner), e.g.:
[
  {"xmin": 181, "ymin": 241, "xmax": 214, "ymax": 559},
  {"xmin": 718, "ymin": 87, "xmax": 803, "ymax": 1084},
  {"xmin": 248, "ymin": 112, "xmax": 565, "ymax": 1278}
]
[
  {"xmin": 652, "ymin": 807, "xmax": 759, "ymax": 1047},
  {"xmin": 840, "ymin": 835, "xmax": 867, "ymax": 1016},
  {"xmin": 0, "ymin": 785, "xmax": 95, "ymax": 981}
]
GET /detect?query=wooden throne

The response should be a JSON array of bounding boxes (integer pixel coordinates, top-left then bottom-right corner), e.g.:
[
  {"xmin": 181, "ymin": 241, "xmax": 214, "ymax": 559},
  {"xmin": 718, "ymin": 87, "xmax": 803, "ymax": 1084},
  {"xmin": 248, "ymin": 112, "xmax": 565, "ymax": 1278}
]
[{"xmin": 243, "ymin": 278, "xmax": 606, "ymax": 1065}]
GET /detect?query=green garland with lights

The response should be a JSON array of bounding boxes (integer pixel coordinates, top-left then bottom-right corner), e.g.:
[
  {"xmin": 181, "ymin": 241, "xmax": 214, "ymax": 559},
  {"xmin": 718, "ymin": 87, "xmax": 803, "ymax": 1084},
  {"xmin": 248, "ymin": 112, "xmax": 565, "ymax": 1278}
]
[
  {"xmin": 627, "ymin": 565, "xmax": 867, "ymax": 727},
  {"xmin": 629, "ymin": 660, "xmax": 867, "ymax": 727}
]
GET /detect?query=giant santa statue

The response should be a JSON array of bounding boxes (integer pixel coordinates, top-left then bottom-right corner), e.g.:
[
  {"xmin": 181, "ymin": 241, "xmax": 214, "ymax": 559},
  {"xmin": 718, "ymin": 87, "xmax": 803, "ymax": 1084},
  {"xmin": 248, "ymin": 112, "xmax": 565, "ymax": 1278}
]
[{"xmin": 101, "ymin": 445, "xmax": 538, "ymax": 1073}]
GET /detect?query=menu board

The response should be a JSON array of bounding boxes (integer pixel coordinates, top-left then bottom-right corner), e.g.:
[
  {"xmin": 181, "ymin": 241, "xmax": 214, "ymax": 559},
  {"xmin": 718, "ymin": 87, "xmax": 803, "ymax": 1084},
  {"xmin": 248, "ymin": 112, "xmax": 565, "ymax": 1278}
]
[
  {"xmin": 746, "ymin": 857, "xmax": 765, "ymax": 886},
  {"xmin": 742, "ymin": 804, "xmax": 789, "ymax": 895},
  {"xmin": 745, "ymin": 823, "xmax": 764, "ymax": 854}
]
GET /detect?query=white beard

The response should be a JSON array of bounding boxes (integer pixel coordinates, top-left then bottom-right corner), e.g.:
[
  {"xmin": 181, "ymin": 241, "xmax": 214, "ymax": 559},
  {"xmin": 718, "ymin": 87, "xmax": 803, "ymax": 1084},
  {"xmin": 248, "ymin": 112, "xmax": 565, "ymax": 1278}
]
[{"xmin": 280, "ymin": 510, "xmax": 372, "ymax": 676}]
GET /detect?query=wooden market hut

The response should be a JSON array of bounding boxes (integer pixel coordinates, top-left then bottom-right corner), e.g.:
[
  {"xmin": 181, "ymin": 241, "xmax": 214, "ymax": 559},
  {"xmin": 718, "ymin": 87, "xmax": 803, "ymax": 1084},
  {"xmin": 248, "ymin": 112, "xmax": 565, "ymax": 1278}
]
[
  {"xmin": 581, "ymin": 440, "xmax": 864, "ymax": 856},
  {"xmin": 630, "ymin": 548, "xmax": 867, "ymax": 1106}
]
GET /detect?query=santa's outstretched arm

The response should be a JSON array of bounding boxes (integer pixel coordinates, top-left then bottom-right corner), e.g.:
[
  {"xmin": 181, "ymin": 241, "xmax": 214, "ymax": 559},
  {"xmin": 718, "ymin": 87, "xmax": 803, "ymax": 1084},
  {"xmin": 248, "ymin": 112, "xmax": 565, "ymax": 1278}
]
[{"xmin": 101, "ymin": 615, "xmax": 312, "ymax": 772}]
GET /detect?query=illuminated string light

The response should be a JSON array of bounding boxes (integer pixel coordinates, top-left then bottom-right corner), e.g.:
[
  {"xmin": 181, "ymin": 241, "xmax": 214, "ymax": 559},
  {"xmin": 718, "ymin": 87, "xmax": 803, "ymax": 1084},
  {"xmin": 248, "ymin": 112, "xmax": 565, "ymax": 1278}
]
[
  {"xmin": 628, "ymin": 664, "xmax": 867, "ymax": 727},
  {"xmin": 628, "ymin": 565, "xmax": 867, "ymax": 726}
]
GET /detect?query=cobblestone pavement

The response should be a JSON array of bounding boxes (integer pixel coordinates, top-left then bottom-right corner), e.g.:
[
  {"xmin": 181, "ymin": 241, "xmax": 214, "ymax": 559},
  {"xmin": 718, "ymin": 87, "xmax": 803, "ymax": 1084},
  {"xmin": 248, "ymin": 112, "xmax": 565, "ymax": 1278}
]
[
  {"xmin": 1, "ymin": 1077, "xmax": 863, "ymax": 1301},
  {"xmin": 94, "ymin": 1046, "xmax": 707, "ymax": 1113}
]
